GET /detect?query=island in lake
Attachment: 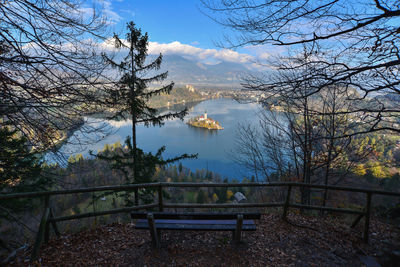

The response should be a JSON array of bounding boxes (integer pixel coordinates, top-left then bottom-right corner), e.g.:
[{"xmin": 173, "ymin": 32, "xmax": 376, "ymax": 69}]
[{"xmin": 187, "ymin": 111, "xmax": 224, "ymax": 130}]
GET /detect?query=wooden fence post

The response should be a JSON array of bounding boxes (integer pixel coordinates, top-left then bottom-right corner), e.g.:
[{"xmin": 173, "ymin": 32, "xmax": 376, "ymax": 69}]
[
  {"xmin": 234, "ymin": 214, "xmax": 243, "ymax": 246},
  {"xmin": 158, "ymin": 184, "xmax": 163, "ymax": 212},
  {"xmin": 44, "ymin": 195, "xmax": 50, "ymax": 243},
  {"xmin": 147, "ymin": 213, "xmax": 160, "ymax": 248},
  {"xmin": 282, "ymin": 185, "xmax": 292, "ymax": 220},
  {"xmin": 30, "ymin": 195, "xmax": 50, "ymax": 263},
  {"xmin": 49, "ymin": 208, "xmax": 60, "ymax": 237},
  {"xmin": 363, "ymin": 192, "xmax": 372, "ymax": 243}
]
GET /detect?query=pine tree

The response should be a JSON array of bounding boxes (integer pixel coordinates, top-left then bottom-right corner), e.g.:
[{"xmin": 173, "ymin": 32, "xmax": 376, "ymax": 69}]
[
  {"xmin": 98, "ymin": 22, "xmax": 196, "ymax": 205},
  {"xmin": 0, "ymin": 124, "xmax": 50, "ymax": 218},
  {"xmin": 0, "ymin": 126, "xmax": 45, "ymax": 193},
  {"xmin": 103, "ymin": 21, "xmax": 187, "ymax": 146}
]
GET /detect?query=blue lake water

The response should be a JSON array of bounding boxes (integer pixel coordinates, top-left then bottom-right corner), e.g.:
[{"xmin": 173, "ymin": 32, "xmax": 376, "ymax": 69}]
[{"xmin": 48, "ymin": 98, "xmax": 263, "ymax": 180}]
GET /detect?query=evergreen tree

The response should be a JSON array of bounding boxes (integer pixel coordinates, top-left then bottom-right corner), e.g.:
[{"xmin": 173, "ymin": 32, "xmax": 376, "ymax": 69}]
[
  {"xmin": 0, "ymin": 124, "xmax": 50, "ymax": 218},
  {"xmin": 97, "ymin": 22, "xmax": 196, "ymax": 205},
  {"xmin": 0, "ymin": 126, "xmax": 45, "ymax": 193},
  {"xmin": 103, "ymin": 21, "xmax": 187, "ymax": 148},
  {"xmin": 95, "ymin": 137, "xmax": 190, "ymax": 204}
]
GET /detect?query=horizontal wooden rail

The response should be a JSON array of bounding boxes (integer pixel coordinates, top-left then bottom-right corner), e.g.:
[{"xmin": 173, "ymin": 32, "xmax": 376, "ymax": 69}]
[
  {"xmin": 2, "ymin": 182, "xmax": 399, "ymax": 200},
  {"xmin": 49, "ymin": 203, "xmax": 158, "ymax": 222},
  {"xmin": 161, "ymin": 182, "xmax": 400, "ymax": 196},
  {"xmin": 163, "ymin": 202, "xmax": 285, "ymax": 209},
  {"xmin": 289, "ymin": 204, "xmax": 365, "ymax": 215},
  {"xmin": 0, "ymin": 183, "xmax": 160, "ymax": 200}
]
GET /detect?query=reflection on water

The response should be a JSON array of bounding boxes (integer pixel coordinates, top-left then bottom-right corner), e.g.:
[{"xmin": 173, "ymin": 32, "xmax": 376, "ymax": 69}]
[{"xmin": 47, "ymin": 98, "xmax": 262, "ymax": 180}]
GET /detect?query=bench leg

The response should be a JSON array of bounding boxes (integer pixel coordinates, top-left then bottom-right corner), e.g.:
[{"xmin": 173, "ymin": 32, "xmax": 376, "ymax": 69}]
[
  {"xmin": 147, "ymin": 213, "xmax": 160, "ymax": 248},
  {"xmin": 234, "ymin": 214, "xmax": 243, "ymax": 246}
]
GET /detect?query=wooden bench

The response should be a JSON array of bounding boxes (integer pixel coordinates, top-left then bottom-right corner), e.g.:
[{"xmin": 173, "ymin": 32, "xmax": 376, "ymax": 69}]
[{"xmin": 131, "ymin": 212, "xmax": 261, "ymax": 248}]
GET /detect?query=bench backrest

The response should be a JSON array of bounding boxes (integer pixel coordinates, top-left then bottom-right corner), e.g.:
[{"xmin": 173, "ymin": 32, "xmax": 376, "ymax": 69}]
[{"xmin": 131, "ymin": 212, "xmax": 261, "ymax": 220}]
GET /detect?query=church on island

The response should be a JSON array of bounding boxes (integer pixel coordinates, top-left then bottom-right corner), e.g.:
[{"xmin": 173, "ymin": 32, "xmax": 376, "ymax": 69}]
[{"xmin": 187, "ymin": 111, "xmax": 224, "ymax": 130}]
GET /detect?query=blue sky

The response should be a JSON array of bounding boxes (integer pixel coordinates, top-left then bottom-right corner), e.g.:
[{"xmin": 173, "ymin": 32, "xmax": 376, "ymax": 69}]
[
  {"xmin": 113, "ymin": 0, "xmax": 224, "ymax": 49},
  {"xmin": 83, "ymin": 0, "xmax": 276, "ymax": 68},
  {"xmin": 94, "ymin": 0, "xmax": 224, "ymax": 49}
]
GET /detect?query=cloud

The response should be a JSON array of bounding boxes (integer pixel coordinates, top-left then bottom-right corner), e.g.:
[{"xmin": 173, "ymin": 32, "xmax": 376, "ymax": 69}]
[
  {"xmin": 78, "ymin": 7, "xmax": 96, "ymax": 18},
  {"xmin": 80, "ymin": 0, "xmax": 121, "ymax": 25},
  {"xmin": 98, "ymin": 39, "xmax": 274, "ymax": 70},
  {"xmin": 244, "ymin": 44, "xmax": 286, "ymax": 60},
  {"xmin": 101, "ymin": 0, "xmax": 122, "ymax": 24},
  {"xmin": 148, "ymin": 41, "xmax": 254, "ymax": 65}
]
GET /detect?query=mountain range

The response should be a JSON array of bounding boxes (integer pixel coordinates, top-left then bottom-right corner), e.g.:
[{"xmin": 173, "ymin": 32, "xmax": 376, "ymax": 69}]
[{"xmin": 159, "ymin": 55, "xmax": 250, "ymax": 89}]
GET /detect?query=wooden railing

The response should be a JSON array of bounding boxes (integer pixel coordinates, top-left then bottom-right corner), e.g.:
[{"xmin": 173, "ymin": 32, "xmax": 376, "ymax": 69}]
[{"xmin": 1, "ymin": 182, "xmax": 399, "ymax": 262}]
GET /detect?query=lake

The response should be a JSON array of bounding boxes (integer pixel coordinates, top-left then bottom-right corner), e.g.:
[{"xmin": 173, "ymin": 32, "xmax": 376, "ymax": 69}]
[{"xmin": 47, "ymin": 98, "xmax": 262, "ymax": 180}]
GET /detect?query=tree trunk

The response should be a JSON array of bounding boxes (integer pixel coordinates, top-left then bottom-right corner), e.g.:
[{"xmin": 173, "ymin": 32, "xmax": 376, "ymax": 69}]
[
  {"xmin": 322, "ymin": 90, "xmax": 337, "ymax": 214},
  {"xmin": 132, "ymin": 114, "xmax": 139, "ymax": 206},
  {"xmin": 321, "ymin": 147, "xmax": 332, "ymax": 214},
  {"xmin": 301, "ymin": 97, "xmax": 311, "ymax": 207},
  {"xmin": 130, "ymin": 45, "xmax": 139, "ymax": 206}
]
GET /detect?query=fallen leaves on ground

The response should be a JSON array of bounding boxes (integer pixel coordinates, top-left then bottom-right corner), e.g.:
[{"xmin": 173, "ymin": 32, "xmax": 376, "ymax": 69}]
[{"xmin": 9, "ymin": 213, "xmax": 400, "ymax": 266}]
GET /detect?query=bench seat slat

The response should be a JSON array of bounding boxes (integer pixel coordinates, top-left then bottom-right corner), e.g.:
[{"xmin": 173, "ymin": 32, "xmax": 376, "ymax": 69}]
[
  {"xmin": 131, "ymin": 212, "xmax": 261, "ymax": 220},
  {"xmin": 135, "ymin": 220, "xmax": 257, "ymax": 231},
  {"xmin": 137, "ymin": 219, "xmax": 256, "ymax": 225}
]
